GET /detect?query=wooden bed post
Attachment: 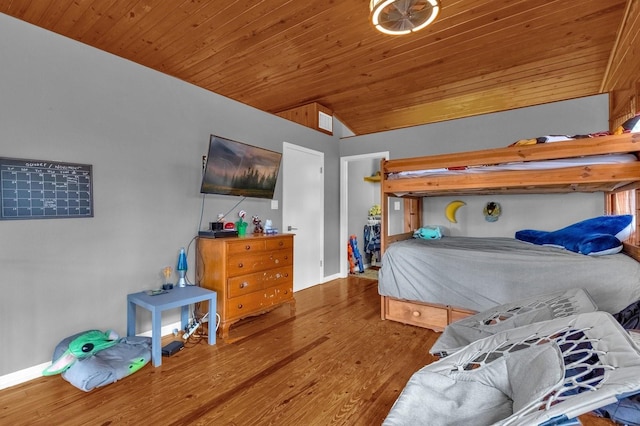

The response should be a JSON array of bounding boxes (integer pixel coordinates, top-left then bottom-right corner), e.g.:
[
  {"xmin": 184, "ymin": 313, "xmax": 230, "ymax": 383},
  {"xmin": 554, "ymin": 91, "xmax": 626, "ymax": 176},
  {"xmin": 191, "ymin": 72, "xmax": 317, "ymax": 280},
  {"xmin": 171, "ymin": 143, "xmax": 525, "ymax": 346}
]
[
  {"xmin": 403, "ymin": 198, "xmax": 422, "ymax": 232},
  {"xmin": 606, "ymin": 188, "xmax": 640, "ymax": 258},
  {"xmin": 380, "ymin": 158, "xmax": 389, "ymax": 255},
  {"xmin": 379, "ymin": 157, "xmax": 423, "ymax": 256}
]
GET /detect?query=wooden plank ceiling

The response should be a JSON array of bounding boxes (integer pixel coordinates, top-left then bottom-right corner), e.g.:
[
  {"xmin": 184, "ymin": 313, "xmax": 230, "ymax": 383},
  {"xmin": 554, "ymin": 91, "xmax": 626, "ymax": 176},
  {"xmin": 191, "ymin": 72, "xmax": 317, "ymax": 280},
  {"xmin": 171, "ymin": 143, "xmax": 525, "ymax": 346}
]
[{"xmin": 0, "ymin": 0, "xmax": 631, "ymax": 136}]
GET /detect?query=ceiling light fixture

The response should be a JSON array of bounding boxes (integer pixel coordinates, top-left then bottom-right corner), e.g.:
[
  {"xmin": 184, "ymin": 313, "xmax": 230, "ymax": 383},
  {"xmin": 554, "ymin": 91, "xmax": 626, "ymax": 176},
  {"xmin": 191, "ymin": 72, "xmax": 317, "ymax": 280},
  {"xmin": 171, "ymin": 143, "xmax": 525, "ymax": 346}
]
[{"xmin": 370, "ymin": 0, "xmax": 440, "ymax": 35}]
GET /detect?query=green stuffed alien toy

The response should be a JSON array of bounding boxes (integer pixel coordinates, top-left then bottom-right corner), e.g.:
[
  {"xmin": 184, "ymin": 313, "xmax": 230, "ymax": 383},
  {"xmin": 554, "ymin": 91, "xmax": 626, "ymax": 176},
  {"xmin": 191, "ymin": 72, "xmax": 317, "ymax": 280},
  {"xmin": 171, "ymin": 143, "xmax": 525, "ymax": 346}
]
[{"xmin": 43, "ymin": 330, "xmax": 120, "ymax": 376}]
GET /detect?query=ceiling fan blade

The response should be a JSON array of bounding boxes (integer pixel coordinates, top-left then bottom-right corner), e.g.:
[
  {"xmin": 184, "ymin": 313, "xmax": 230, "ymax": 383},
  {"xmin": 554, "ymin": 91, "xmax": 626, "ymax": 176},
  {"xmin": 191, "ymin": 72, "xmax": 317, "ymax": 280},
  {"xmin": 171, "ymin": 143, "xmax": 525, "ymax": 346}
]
[{"xmin": 376, "ymin": 0, "xmax": 436, "ymax": 33}]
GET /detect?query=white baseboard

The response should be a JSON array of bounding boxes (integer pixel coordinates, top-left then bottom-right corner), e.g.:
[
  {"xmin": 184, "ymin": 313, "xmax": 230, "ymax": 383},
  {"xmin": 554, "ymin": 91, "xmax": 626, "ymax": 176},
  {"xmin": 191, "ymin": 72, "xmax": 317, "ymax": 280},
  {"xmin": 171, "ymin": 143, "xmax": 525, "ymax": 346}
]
[
  {"xmin": 0, "ymin": 362, "xmax": 51, "ymax": 391},
  {"xmin": 136, "ymin": 320, "xmax": 182, "ymax": 339},
  {"xmin": 0, "ymin": 320, "xmax": 182, "ymax": 391}
]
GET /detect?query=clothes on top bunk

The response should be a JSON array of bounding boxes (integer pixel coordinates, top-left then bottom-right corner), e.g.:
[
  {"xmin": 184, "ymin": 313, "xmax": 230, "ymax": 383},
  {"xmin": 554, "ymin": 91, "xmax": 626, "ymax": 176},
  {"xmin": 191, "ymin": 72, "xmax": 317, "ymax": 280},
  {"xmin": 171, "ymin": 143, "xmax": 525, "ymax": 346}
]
[
  {"xmin": 510, "ymin": 134, "xmax": 599, "ymax": 146},
  {"xmin": 509, "ymin": 113, "xmax": 640, "ymax": 146}
]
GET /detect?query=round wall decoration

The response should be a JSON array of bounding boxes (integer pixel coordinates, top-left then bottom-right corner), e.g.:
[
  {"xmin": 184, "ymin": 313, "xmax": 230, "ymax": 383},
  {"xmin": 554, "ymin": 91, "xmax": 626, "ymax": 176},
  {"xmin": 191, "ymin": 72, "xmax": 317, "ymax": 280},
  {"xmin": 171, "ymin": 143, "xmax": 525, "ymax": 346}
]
[{"xmin": 483, "ymin": 201, "xmax": 501, "ymax": 222}]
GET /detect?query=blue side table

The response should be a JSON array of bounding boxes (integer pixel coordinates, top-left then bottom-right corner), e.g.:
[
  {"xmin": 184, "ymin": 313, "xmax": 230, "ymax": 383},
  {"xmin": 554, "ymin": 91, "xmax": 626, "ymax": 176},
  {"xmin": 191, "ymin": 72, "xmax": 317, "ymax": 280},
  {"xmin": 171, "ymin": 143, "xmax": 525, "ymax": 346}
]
[{"xmin": 127, "ymin": 285, "xmax": 217, "ymax": 367}]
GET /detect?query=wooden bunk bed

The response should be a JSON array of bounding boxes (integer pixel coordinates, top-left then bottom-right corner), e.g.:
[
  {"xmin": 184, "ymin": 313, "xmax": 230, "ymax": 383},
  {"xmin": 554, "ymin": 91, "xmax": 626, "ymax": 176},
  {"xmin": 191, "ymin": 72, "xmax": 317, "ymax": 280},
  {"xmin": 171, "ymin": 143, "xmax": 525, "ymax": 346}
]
[{"xmin": 379, "ymin": 131, "xmax": 640, "ymax": 331}]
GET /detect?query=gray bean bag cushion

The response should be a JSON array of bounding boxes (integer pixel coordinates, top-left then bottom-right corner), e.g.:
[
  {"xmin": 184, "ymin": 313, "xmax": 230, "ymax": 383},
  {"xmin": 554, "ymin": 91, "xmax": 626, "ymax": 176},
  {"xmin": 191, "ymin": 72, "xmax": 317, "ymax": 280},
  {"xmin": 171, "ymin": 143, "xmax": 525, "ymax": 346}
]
[
  {"xmin": 48, "ymin": 330, "xmax": 151, "ymax": 391},
  {"xmin": 385, "ymin": 312, "xmax": 640, "ymax": 425}
]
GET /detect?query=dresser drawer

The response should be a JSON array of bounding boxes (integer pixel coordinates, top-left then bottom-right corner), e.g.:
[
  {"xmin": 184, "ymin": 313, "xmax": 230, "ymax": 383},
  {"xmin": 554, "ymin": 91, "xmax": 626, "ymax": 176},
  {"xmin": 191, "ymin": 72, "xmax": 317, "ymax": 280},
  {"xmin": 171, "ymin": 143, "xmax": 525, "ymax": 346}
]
[
  {"xmin": 265, "ymin": 237, "xmax": 293, "ymax": 251},
  {"xmin": 385, "ymin": 298, "xmax": 448, "ymax": 331},
  {"xmin": 226, "ymin": 248, "xmax": 293, "ymax": 277},
  {"xmin": 227, "ymin": 266, "xmax": 293, "ymax": 298},
  {"xmin": 268, "ymin": 282, "xmax": 294, "ymax": 305},
  {"xmin": 226, "ymin": 239, "xmax": 266, "ymax": 255},
  {"xmin": 226, "ymin": 282, "xmax": 294, "ymax": 320}
]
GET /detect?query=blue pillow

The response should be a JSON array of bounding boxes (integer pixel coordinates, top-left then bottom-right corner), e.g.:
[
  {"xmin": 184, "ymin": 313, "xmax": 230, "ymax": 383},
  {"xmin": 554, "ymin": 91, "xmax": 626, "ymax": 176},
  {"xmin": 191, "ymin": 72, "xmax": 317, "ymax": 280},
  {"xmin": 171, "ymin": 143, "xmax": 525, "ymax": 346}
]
[{"xmin": 515, "ymin": 215, "xmax": 633, "ymax": 256}]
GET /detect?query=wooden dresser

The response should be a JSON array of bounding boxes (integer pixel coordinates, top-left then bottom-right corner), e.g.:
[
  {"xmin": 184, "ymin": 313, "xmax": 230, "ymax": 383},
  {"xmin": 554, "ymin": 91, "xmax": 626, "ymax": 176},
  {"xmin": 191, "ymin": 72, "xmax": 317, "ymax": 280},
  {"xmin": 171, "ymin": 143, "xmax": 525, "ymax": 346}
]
[{"xmin": 196, "ymin": 234, "xmax": 295, "ymax": 338}]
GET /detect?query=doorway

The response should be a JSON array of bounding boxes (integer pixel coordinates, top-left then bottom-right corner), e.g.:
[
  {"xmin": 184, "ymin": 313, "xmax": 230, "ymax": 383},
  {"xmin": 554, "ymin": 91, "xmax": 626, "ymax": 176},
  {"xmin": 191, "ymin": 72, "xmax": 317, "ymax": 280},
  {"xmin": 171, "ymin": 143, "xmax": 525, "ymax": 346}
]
[
  {"xmin": 340, "ymin": 151, "xmax": 389, "ymax": 277},
  {"xmin": 282, "ymin": 142, "xmax": 324, "ymax": 292}
]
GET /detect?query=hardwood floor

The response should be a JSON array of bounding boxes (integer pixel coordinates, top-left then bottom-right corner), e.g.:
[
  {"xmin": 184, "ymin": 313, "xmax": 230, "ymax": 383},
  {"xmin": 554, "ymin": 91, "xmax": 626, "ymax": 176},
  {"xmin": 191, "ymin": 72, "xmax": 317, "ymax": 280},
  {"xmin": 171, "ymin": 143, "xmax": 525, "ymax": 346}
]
[{"xmin": 0, "ymin": 276, "xmax": 615, "ymax": 425}]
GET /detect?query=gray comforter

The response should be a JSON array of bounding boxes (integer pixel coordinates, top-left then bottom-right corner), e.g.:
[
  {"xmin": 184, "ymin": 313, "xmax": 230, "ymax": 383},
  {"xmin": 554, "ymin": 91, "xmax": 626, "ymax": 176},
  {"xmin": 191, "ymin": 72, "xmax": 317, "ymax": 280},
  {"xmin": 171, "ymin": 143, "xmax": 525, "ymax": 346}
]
[{"xmin": 378, "ymin": 237, "xmax": 640, "ymax": 313}]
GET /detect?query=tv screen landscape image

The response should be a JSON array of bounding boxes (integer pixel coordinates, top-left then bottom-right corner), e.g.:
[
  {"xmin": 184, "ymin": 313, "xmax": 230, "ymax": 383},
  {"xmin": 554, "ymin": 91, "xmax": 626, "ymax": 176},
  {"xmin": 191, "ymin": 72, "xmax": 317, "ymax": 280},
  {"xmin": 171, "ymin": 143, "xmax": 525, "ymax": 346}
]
[{"xmin": 200, "ymin": 135, "xmax": 282, "ymax": 199}]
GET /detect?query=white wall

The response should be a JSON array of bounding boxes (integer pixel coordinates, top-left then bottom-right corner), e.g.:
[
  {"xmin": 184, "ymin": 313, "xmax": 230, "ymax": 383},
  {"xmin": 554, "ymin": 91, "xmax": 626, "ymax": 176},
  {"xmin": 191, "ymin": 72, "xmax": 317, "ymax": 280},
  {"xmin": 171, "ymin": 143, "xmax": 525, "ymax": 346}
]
[
  {"xmin": 341, "ymin": 95, "xmax": 610, "ymax": 158},
  {"xmin": 423, "ymin": 193, "xmax": 604, "ymax": 237},
  {"xmin": 0, "ymin": 13, "xmax": 340, "ymax": 378}
]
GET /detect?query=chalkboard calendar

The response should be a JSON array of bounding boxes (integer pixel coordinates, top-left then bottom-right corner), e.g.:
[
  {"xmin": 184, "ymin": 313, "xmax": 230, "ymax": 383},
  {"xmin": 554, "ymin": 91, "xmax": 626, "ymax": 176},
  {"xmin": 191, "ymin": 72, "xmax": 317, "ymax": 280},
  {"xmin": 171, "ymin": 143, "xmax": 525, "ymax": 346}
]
[{"xmin": 0, "ymin": 157, "xmax": 93, "ymax": 220}]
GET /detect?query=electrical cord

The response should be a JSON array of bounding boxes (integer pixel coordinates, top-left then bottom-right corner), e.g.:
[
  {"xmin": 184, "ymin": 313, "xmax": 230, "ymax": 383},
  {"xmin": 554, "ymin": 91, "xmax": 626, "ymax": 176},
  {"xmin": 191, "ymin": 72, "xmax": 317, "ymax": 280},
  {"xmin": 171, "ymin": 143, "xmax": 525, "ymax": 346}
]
[
  {"xmin": 197, "ymin": 191, "xmax": 206, "ymax": 235},
  {"xmin": 191, "ymin": 194, "xmax": 247, "ymax": 284},
  {"xmin": 188, "ymin": 160, "xmax": 234, "ymax": 340},
  {"xmin": 182, "ymin": 312, "xmax": 221, "ymax": 347},
  {"xmin": 193, "ymin": 188, "xmax": 247, "ymax": 285},
  {"xmin": 219, "ymin": 196, "xmax": 247, "ymax": 223},
  {"xmin": 197, "ymin": 159, "xmax": 207, "ymax": 235},
  {"xmin": 184, "ymin": 235, "xmax": 197, "ymax": 285},
  {"xmin": 197, "ymin": 190, "xmax": 247, "ymax": 234}
]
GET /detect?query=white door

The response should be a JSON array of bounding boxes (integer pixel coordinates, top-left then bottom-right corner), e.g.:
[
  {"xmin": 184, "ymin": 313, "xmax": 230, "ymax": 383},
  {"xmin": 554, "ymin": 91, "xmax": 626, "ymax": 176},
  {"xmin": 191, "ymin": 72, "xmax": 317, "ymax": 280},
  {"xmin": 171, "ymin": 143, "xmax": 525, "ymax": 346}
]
[{"xmin": 282, "ymin": 142, "xmax": 324, "ymax": 291}]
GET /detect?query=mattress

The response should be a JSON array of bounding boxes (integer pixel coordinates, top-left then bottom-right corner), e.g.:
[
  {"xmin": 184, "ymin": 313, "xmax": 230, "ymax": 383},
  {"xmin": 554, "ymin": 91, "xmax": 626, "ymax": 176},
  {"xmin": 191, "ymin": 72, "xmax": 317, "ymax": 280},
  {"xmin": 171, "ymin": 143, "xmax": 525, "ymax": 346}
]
[
  {"xmin": 378, "ymin": 236, "xmax": 640, "ymax": 313},
  {"xmin": 388, "ymin": 153, "xmax": 637, "ymax": 179}
]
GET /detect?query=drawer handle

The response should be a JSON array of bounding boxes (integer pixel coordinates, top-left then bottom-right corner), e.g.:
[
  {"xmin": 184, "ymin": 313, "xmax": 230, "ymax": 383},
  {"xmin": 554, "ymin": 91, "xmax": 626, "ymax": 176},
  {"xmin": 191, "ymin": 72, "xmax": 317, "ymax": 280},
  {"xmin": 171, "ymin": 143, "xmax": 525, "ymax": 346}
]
[
  {"xmin": 239, "ymin": 282, "xmax": 248, "ymax": 289},
  {"xmin": 412, "ymin": 311, "xmax": 421, "ymax": 317},
  {"xmin": 284, "ymin": 273, "xmax": 289, "ymax": 278},
  {"xmin": 238, "ymin": 304, "xmax": 243, "ymax": 309},
  {"xmin": 238, "ymin": 262, "xmax": 244, "ymax": 268},
  {"xmin": 284, "ymin": 290, "xmax": 288, "ymax": 294},
  {"xmin": 245, "ymin": 245, "xmax": 251, "ymax": 250},
  {"xmin": 278, "ymin": 241, "xmax": 283, "ymax": 246}
]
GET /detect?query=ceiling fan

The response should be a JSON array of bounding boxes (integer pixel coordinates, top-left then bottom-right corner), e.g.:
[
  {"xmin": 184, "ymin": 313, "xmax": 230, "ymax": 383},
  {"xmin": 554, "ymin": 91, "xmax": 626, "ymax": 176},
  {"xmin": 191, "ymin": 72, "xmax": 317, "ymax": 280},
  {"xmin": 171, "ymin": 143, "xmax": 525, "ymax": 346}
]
[{"xmin": 370, "ymin": 0, "xmax": 441, "ymax": 35}]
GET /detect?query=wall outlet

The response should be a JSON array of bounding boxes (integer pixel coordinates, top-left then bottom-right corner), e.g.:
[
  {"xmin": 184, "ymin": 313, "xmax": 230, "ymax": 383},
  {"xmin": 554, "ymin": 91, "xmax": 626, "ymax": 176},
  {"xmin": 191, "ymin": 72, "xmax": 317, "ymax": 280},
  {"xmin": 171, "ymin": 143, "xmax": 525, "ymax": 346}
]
[
  {"xmin": 271, "ymin": 200, "xmax": 278, "ymax": 210},
  {"xmin": 394, "ymin": 201, "xmax": 401, "ymax": 211}
]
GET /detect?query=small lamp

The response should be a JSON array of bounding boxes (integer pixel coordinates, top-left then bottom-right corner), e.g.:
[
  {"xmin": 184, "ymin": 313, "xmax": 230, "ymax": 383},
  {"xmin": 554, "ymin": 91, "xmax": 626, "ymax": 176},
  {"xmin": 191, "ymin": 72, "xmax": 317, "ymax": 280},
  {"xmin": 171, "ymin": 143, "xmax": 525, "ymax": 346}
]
[{"xmin": 176, "ymin": 247, "xmax": 188, "ymax": 287}]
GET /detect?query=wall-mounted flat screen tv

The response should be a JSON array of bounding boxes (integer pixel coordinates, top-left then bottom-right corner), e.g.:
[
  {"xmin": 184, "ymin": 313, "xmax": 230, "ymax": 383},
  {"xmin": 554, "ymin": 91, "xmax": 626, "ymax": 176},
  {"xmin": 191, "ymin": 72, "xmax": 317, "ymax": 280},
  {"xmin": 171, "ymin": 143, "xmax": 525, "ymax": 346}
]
[{"xmin": 200, "ymin": 135, "xmax": 282, "ymax": 199}]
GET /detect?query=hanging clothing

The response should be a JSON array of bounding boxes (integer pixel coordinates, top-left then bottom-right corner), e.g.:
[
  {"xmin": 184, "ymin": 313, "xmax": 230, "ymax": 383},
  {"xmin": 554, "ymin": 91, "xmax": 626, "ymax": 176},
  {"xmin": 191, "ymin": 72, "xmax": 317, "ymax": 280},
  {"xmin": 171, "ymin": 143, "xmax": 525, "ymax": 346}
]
[{"xmin": 364, "ymin": 223, "xmax": 381, "ymax": 259}]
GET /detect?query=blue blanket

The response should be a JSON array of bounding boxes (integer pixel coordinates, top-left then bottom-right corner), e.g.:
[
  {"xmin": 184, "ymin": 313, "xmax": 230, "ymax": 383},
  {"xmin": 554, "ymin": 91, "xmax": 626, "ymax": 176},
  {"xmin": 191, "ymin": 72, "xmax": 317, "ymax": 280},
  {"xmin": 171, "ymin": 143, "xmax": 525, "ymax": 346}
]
[{"xmin": 515, "ymin": 215, "xmax": 633, "ymax": 256}]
